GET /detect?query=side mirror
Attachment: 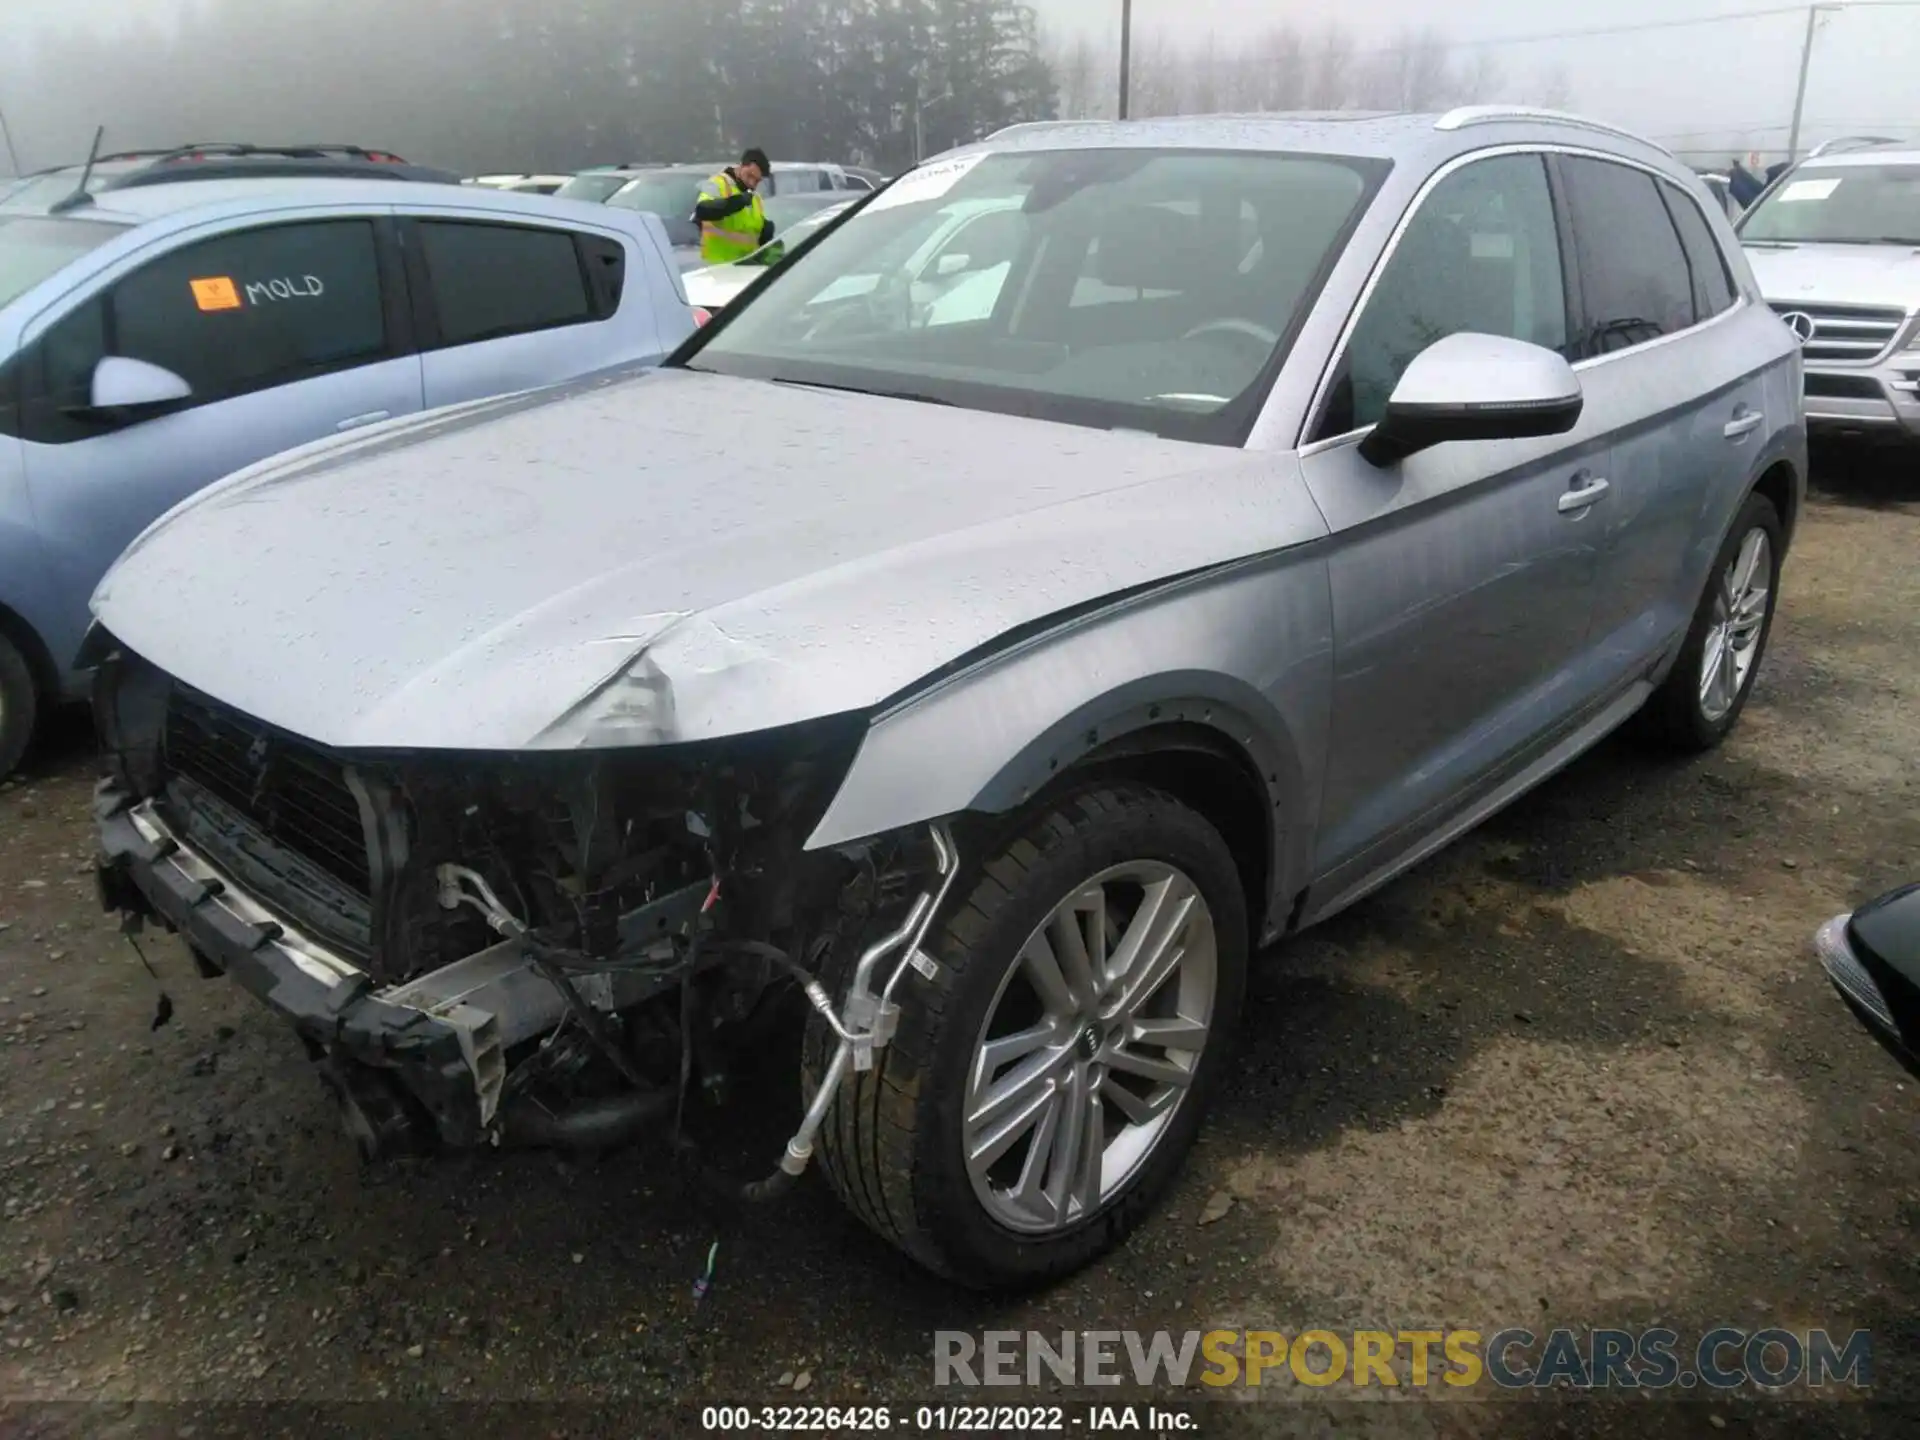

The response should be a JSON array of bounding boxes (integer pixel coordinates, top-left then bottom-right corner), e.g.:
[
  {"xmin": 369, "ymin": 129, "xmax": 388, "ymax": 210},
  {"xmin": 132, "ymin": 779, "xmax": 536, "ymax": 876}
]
[
  {"xmin": 933, "ymin": 252, "xmax": 971, "ymax": 278},
  {"xmin": 82, "ymin": 357, "xmax": 193, "ymax": 420},
  {"xmin": 1358, "ymin": 333, "xmax": 1583, "ymax": 468}
]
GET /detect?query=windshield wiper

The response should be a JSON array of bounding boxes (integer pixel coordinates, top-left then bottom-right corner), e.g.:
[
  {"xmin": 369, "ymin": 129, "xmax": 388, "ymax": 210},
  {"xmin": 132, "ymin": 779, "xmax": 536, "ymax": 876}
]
[{"xmin": 771, "ymin": 377, "xmax": 953, "ymax": 407}]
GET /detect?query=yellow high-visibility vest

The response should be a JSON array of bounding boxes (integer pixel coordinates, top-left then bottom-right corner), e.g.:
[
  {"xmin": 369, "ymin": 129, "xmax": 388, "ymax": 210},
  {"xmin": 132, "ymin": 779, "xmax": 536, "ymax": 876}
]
[{"xmin": 699, "ymin": 170, "xmax": 765, "ymax": 264}]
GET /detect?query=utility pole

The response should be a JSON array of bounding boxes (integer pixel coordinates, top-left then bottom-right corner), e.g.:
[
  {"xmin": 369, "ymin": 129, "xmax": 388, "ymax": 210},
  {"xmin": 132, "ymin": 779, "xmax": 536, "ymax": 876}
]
[
  {"xmin": 1117, "ymin": 0, "xmax": 1133, "ymax": 120},
  {"xmin": 0, "ymin": 95, "xmax": 21, "ymax": 175},
  {"xmin": 1785, "ymin": 4, "xmax": 1841, "ymax": 164}
]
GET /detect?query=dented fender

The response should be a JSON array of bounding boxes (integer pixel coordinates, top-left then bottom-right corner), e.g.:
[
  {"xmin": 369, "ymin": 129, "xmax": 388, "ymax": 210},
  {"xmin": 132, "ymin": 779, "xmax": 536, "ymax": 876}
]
[{"xmin": 807, "ymin": 545, "xmax": 1336, "ymax": 925}]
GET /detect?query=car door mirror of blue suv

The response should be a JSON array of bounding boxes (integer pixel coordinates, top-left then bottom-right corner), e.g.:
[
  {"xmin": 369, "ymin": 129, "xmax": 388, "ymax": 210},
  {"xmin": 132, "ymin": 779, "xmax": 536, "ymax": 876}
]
[
  {"xmin": 72, "ymin": 356, "xmax": 195, "ymax": 424},
  {"xmin": 1359, "ymin": 332, "xmax": 1584, "ymax": 468}
]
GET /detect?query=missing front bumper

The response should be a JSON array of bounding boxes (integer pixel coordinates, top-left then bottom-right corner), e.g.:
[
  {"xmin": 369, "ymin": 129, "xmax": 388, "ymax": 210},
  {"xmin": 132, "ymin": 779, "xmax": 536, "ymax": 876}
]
[{"xmin": 93, "ymin": 779, "xmax": 564, "ymax": 1148}]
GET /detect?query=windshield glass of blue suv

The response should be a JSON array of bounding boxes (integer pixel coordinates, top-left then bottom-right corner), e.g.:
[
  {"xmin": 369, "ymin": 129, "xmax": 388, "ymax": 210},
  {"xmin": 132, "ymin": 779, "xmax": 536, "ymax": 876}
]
[{"xmin": 689, "ymin": 148, "xmax": 1381, "ymax": 438}]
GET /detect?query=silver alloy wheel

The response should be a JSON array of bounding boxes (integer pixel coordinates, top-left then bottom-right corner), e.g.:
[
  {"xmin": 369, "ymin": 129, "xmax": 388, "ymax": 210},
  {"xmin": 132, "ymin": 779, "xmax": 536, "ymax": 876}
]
[
  {"xmin": 963, "ymin": 860, "xmax": 1217, "ymax": 1235},
  {"xmin": 1699, "ymin": 527, "xmax": 1773, "ymax": 724}
]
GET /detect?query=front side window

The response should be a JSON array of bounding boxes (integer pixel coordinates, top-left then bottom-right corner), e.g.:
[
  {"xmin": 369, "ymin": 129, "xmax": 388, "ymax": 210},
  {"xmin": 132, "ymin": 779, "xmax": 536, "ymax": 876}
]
[
  {"xmin": 688, "ymin": 147, "xmax": 1384, "ymax": 444},
  {"xmin": 1559, "ymin": 156, "xmax": 1697, "ymax": 355},
  {"xmin": 416, "ymin": 221, "xmax": 593, "ymax": 346},
  {"xmin": 1739, "ymin": 163, "xmax": 1920, "ymax": 246},
  {"xmin": 36, "ymin": 219, "xmax": 387, "ymax": 427},
  {"xmin": 1322, "ymin": 153, "xmax": 1569, "ymax": 437}
]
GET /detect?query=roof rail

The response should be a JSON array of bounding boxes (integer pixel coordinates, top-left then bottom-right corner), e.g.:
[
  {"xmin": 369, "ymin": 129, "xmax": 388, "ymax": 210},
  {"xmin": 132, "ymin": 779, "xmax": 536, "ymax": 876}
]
[
  {"xmin": 985, "ymin": 119, "xmax": 1088, "ymax": 139},
  {"xmin": 1807, "ymin": 134, "xmax": 1903, "ymax": 158},
  {"xmin": 1434, "ymin": 106, "xmax": 1670, "ymax": 154}
]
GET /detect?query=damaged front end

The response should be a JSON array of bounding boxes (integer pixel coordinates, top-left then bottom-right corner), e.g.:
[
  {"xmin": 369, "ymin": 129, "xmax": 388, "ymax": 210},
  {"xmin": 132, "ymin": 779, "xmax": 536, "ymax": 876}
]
[{"xmin": 91, "ymin": 642, "xmax": 954, "ymax": 1181}]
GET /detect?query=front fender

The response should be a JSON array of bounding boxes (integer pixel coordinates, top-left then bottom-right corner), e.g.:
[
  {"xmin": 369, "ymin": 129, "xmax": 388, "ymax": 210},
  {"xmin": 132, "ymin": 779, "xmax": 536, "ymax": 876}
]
[{"xmin": 806, "ymin": 548, "xmax": 1335, "ymax": 921}]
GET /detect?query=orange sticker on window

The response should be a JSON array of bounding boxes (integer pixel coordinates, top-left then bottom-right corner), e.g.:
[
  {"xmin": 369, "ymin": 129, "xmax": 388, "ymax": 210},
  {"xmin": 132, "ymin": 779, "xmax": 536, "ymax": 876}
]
[{"xmin": 190, "ymin": 276, "xmax": 242, "ymax": 312}]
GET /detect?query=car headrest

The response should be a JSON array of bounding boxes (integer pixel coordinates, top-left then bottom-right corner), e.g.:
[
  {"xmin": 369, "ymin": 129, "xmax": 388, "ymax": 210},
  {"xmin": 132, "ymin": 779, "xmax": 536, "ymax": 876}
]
[{"xmin": 1093, "ymin": 205, "xmax": 1196, "ymax": 290}]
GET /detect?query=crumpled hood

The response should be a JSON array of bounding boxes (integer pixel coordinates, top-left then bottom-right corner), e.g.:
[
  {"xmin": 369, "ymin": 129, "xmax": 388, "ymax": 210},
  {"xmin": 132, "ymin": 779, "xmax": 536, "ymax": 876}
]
[
  {"xmin": 94, "ymin": 366, "xmax": 1312, "ymax": 750},
  {"xmin": 1743, "ymin": 242, "xmax": 1920, "ymax": 315}
]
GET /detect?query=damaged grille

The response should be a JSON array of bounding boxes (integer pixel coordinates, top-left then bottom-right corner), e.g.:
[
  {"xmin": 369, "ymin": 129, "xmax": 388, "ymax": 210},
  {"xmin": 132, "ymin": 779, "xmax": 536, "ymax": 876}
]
[
  {"xmin": 163, "ymin": 691, "xmax": 370, "ymax": 891},
  {"xmin": 160, "ymin": 689, "xmax": 376, "ymax": 958}
]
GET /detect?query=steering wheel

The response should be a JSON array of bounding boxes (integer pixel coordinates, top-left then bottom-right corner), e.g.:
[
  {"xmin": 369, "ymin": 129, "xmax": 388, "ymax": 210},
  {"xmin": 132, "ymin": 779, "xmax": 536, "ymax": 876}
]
[{"xmin": 1181, "ymin": 318, "xmax": 1281, "ymax": 349}]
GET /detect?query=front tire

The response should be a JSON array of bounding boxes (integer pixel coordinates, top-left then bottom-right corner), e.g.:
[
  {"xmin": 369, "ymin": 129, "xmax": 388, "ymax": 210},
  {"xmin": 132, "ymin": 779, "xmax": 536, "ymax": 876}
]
[
  {"xmin": 0, "ymin": 631, "xmax": 39, "ymax": 782},
  {"xmin": 1640, "ymin": 491, "xmax": 1783, "ymax": 752},
  {"xmin": 806, "ymin": 784, "xmax": 1248, "ymax": 1288}
]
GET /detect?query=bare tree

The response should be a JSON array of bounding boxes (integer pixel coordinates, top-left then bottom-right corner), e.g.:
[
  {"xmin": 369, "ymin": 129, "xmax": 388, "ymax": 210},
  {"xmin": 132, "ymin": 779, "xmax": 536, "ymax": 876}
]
[
  {"xmin": 1358, "ymin": 27, "xmax": 1455, "ymax": 111},
  {"xmin": 1303, "ymin": 25, "xmax": 1355, "ymax": 110},
  {"xmin": 1050, "ymin": 29, "xmax": 1099, "ymax": 119},
  {"xmin": 1189, "ymin": 32, "xmax": 1221, "ymax": 116},
  {"xmin": 1257, "ymin": 25, "xmax": 1307, "ymax": 111},
  {"xmin": 1455, "ymin": 49, "xmax": 1507, "ymax": 105},
  {"xmin": 1533, "ymin": 62, "xmax": 1576, "ymax": 110},
  {"xmin": 1128, "ymin": 28, "xmax": 1182, "ymax": 118}
]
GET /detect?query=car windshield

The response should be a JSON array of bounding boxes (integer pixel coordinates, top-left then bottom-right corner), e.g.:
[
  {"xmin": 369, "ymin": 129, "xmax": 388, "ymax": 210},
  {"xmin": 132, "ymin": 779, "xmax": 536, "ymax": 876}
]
[
  {"xmin": 606, "ymin": 172, "xmax": 707, "ymax": 220},
  {"xmin": 686, "ymin": 147, "xmax": 1383, "ymax": 444},
  {"xmin": 554, "ymin": 172, "xmax": 637, "ymax": 204},
  {"xmin": 0, "ymin": 214, "xmax": 121, "ymax": 307},
  {"xmin": 1740, "ymin": 163, "xmax": 1920, "ymax": 245}
]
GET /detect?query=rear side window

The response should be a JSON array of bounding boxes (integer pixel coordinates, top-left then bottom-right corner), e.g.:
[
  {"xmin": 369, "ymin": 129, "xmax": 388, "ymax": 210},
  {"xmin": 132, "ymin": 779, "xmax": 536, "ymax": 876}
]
[
  {"xmin": 1558, "ymin": 157, "xmax": 1697, "ymax": 354},
  {"xmin": 29, "ymin": 219, "xmax": 388, "ymax": 437},
  {"xmin": 1660, "ymin": 182, "xmax": 1738, "ymax": 319},
  {"xmin": 416, "ymin": 221, "xmax": 593, "ymax": 345}
]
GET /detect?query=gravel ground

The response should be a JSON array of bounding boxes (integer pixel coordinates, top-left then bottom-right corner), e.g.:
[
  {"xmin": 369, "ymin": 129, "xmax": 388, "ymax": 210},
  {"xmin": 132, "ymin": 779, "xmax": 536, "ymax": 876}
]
[{"xmin": 1, "ymin": 447, "xmax": 1917, "ymax": 1439}]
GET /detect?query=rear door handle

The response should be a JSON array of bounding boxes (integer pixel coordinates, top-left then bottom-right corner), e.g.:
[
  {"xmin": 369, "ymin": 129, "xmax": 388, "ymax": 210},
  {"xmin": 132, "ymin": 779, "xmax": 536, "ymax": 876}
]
[
  {"xmin": 1724, "ymin": 409, "xmax": 1765, "ymax": 440},
  {"xmin": 336, "ymin": 409, "xmax": 391, "ymax": 433},
  {"xmin": 1558, "ymin": 477, "xmax": 1611, "ymax": 514}
]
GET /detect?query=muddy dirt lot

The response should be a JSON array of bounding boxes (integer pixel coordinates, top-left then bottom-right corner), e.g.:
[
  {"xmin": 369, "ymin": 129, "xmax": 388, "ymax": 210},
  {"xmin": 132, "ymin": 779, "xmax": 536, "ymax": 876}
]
[{"xmin": 2, "ymin": 449, "xmax": 1918, "ymax": 1439}]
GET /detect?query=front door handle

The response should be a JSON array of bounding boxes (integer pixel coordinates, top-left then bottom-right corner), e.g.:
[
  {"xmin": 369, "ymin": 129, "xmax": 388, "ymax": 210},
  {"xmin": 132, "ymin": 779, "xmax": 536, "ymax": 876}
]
[
  {"xmin": 1723, "ymin": 409, "xmax": 1765, "ymax": 440},
  {"xmin": 1557, "ymin": 476, "xmax": 1611, "ymax": 514},
  {"xmin": 336, "ymin": 409, "xmax": 391, "ymax": 433}
]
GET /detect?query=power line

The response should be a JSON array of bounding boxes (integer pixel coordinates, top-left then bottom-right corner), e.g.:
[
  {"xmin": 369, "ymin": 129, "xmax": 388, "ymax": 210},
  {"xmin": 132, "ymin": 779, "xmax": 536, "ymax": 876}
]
[{"xmin": 1340, "ymin": 1, "xmax": 1920, "ymax": 59}]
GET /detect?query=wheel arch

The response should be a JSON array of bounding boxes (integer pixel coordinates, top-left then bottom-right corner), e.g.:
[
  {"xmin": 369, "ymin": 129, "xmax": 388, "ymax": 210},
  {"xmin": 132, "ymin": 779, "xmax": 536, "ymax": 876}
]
[
  {"xmin": 0, "ymin": 598, "xmax": 59, "ymax": 708},
  {"xmin": 810, "ymin": 672, "xmax": 1312, "ymax": 949},
  {"xmin": 1013, "ymin": 717, "xmax": 1285, "ymax": 946},
  {"xmin": 1750, "ymin": 454, "xmax": 1800, "ymax": 546}
]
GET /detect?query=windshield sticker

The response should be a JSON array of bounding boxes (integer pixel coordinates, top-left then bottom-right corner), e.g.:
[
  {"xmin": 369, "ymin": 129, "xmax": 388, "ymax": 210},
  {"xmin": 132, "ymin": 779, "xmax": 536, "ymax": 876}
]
[
  {"xmin": 189, "ymin": 276, "xmax": 242, "ymax": 312},
  {"xmin": 1777, "ymin": 177, "xmax": 1842, "ymax": 203},
  {"xmin": 866, "ymin": 152, "xmax": 987, "ymax": 213}
]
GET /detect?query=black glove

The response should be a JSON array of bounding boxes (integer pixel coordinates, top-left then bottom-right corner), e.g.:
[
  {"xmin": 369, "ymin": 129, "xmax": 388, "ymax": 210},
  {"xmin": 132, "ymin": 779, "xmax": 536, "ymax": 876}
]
[
  {"xmin": 693, "ymin": 191, "xmax": 756, "ymax": 222},
  {"xmin": 760, "ymin": 219, "xmax": 775, "ymax": 246}
]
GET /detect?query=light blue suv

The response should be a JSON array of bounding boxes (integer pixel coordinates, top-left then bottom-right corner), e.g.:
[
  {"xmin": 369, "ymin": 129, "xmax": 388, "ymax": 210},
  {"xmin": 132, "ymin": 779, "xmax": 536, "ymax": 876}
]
[{"xmin": 0, "ymin": 169, "xmax": 695, "ymax": 775}]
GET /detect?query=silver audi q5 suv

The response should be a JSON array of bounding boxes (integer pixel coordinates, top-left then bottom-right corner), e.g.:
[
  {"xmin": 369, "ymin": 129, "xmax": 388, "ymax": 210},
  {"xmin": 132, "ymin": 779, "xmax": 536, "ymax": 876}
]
[{"xmin": 89, "ymin": 108, "xmax": 1804, "ymax": 1287}]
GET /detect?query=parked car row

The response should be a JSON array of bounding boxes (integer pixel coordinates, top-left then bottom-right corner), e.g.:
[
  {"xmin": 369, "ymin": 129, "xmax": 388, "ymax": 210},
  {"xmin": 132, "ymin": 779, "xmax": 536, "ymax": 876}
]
[
  {"xmin": 82, "ymin": 108, "xmax": 1808, "ymax": 1290},
  {"xmin": 1734, "ymin": 136, "xmax": 1920, "ymax": 443},
  {"xmin": 0, "ymin": 143, "xmax": 695, "ymax": 777}
]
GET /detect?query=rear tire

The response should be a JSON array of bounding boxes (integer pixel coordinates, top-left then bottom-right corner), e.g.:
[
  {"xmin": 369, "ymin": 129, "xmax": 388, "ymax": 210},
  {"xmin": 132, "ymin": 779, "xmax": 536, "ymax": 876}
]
[
  {"xmin": 805, "ymin": 783, "xmax": 1248, "ymax": 1289},
  {"xmin": 0, "ymin": 631, "xmax": 39, "ymax": 782},
  {"xmin": 1639, "ymin": 491, "xmax": 1782, "ymax": 753}
]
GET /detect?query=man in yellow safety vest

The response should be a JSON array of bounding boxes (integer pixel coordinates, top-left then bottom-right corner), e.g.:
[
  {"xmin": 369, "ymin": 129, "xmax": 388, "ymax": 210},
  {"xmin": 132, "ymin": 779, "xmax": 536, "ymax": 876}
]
[{"xmin": 694, "ymin": 148, "xmax": 773, "ymax": 264}]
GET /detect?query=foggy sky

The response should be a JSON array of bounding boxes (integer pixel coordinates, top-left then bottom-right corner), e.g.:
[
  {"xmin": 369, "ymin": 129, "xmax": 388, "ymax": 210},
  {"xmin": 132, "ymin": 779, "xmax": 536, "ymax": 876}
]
[
  {"xmin": 4, "ymin": 0, "xmax": 1917, "ymax": 164},
  {"xmin": 1031, "ymin": 0, "xmax": 1919, "ymax": 154}
]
